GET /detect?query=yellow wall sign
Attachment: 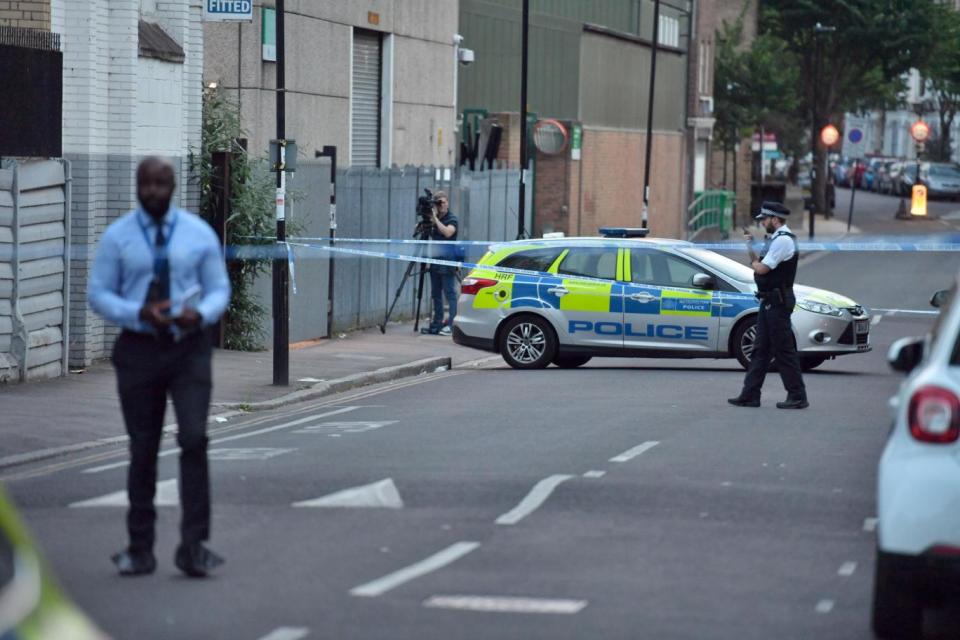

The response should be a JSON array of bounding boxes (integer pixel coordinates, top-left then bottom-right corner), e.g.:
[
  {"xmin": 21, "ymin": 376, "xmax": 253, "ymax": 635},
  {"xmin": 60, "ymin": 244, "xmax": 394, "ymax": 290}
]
[{"xmin": 911, "ymin": 184, "xmax": 928, "ymax": 216}]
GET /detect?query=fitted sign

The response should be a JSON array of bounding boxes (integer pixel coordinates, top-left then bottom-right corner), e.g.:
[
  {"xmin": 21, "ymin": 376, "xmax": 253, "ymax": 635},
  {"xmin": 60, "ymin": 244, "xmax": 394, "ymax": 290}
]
[{"xmin": 203, "ymin": 0, "xmax": 253, "ymax": 22}]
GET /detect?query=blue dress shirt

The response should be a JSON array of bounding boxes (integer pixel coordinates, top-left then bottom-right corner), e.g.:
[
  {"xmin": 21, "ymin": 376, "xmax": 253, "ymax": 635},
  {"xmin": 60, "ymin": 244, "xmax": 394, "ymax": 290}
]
[{"xmin": 88, "ymin": 207, "xmax": 231, "ymax": 335}]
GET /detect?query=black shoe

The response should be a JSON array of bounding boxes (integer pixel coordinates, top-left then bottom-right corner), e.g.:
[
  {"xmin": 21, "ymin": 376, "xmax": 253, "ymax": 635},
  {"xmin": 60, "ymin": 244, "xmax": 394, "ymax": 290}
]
[
  {"xmin": 112, "ymin": 548, "xmax": 156, "ymax": 576},
  {"xmin": 727, "ymin": 396, "xmax": 760, "ymax": 407},
  {"xmin": 776, "ymin": 398, "xmax": 809, "ymax": 409},
  {"xmin": 174, "ymin": 542, "xmax": 224, "ymax": 578}
]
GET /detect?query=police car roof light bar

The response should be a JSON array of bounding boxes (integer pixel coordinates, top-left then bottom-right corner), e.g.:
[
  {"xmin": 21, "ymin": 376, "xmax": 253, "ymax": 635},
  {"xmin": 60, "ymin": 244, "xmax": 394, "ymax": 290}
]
[{"xmin": 599, "ymin": 227, "xmax": 650, "ymax": 238}]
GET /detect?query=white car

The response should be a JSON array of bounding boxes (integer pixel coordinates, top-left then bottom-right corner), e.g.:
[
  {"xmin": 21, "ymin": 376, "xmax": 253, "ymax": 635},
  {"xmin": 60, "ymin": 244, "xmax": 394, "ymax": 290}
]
[{"xmin": 874, "ymin": 285, "xmax": 960, "ymax": 638}]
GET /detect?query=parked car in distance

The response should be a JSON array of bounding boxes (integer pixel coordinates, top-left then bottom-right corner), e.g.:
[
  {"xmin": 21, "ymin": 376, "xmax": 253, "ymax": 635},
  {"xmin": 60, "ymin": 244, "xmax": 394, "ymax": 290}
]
[
  {"xmin": 875, "ymin": 160, "xmax": 900, "ymax": 194},
  {"xmin": 920, "ymin": 162, "xmax": 960, "ymax": 200},
  {"xmin": 893, "ymin": 162, "xmax": 919, "ymax": 196}
]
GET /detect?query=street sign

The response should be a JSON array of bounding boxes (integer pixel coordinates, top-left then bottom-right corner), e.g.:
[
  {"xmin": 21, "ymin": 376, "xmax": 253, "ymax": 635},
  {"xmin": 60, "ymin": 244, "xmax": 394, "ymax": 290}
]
[
  {"xmin": 844, "ymin": 126, "xmax": 867, "ymax": 160},
  {"xmin": 910, "ymin": 120, "xmax": 930, "ymax": 143},
  {"xmin": 203, "ymin": 0, "xmax": 253, "ymax": 21},
  {"xmin": 911, "ymin": 184, "xmax": 928, "ymax": 216}
]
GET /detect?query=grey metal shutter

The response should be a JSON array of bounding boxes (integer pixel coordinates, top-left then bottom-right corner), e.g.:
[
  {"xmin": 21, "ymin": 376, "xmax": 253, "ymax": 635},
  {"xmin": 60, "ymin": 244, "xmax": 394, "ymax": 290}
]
[{"xmin": 351, "ymin": 30, "xmax": 381, "ymax": 167}]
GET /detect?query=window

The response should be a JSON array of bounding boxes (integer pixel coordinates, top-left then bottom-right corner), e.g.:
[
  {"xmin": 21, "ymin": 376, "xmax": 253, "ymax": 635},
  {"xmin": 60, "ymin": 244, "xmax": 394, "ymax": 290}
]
[
  {"xmin": 631, "ymin": 250, "xmax": 703, "ymax": 288},
  {"xmin": 659, "ymin": 15, "xmax": 680, "ymax": 48},
  {"xmin": 557, "ymin": 248, "xmax": 617, "ymax": 280},
  {"xmin": 497, "ymin": 248, "xmax": 564, "ymax": 273}
]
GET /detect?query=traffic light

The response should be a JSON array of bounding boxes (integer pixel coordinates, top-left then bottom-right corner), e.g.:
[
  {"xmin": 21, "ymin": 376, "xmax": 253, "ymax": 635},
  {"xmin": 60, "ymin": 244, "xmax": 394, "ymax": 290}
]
[{"xmin": 820, "ymin": 124, "xmax": 840, "ymax": 147}]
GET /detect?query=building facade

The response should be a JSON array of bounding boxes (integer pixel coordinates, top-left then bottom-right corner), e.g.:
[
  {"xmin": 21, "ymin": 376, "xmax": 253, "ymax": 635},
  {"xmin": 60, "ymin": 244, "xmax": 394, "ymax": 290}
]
[
  {"xmin": 1, "ymin": 0, "xmax": 204, "ymax": 368},
  {"xmin": 457, "ymin": 0, "xmax": 694, "ymax": 239},
  {"xmin": 203, "ymin": 1, "xmax": 459, "ymax": 169}
]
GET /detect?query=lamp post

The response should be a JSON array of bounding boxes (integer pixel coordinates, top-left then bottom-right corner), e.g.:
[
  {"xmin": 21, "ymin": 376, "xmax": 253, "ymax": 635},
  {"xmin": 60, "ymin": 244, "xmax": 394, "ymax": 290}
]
[
  {"xmin": 517, "ymin": 0, "xmax": 529, "ymax": 239},
  {"xmin": 809, "ymin": 22, "xmax": 835, "ymax": 240},
  {"xmin": 640, "ymin": 0, "xmax": 661, "ymax": 229},
  {"xmin": 272, "ymin": 0, "xmax": 288, "ymax": 385}
]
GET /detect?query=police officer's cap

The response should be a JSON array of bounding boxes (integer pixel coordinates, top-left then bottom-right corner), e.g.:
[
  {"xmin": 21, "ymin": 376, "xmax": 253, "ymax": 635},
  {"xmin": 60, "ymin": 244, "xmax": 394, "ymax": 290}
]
[{"xmin": 755, "ymin": 201, "xmax": 791, "ymax": 220}]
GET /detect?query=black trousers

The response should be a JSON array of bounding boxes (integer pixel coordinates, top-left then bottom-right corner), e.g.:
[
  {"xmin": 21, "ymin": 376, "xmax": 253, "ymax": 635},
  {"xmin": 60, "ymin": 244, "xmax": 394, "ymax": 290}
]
[
  {"xmin": 112, "ymin": 329, "xmax": 213, "ymax": 552},
  {"xmin": 740, "ymin": 301, "xmax": 806, "ymax": 400}
]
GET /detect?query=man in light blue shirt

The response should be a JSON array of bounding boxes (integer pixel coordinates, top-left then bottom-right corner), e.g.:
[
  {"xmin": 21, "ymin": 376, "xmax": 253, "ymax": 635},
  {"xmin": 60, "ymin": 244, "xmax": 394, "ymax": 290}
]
[{"xmin": 89, "ymin": 156, "xmax": 230, "ymax": 578}]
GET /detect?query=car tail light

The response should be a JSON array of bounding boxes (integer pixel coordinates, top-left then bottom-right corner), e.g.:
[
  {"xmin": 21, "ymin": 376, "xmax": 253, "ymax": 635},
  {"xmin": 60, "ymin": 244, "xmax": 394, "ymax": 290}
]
[
  {"xmin": 460, "ymin": 277, "xmax": 498, "ymax": 296},
  {"xmin": 908, "ymin": 385, "xmax": 960, "ymax": 443},
  {"xmin": 925, "ymin": 544, "xmax": 960, "ymax": 557}
]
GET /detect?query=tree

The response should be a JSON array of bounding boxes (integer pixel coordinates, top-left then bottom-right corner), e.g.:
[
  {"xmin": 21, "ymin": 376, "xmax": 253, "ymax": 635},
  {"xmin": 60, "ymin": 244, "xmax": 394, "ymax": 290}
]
[
  {"xmin": 925, "ymin": 3, "xmax": 960, "ymax": 163},
  {"xmin": 714, "ymin": 10, "xmax": 799, "ymax": 185},
  {"xmin": 761, "ymin": 0, "xmax": 938, "ymax": 219}
]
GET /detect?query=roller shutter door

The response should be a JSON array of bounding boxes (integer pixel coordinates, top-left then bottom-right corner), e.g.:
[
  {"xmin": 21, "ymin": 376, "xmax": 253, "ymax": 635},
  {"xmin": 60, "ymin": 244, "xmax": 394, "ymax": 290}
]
[{"xmin": 351, "ymin": 30, "xmax": 382, "ymax": 167}]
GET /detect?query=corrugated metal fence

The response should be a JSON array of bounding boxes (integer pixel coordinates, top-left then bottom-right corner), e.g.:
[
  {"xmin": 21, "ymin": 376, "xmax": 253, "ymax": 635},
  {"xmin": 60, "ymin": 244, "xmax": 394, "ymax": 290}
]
[
  {"xmin": 280, "ymin": 163, "xmax": 526, "ymax": 341},
  {"xmin": 0, "ymin": 160, "xmax": 71, "ymax": 382}
]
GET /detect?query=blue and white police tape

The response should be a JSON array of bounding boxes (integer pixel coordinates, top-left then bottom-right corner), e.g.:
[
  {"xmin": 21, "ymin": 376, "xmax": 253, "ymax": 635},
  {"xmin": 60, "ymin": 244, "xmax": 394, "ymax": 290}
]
[{"xmin": 254, "ymin": 234, "xmax": 960, "ymax": 253}]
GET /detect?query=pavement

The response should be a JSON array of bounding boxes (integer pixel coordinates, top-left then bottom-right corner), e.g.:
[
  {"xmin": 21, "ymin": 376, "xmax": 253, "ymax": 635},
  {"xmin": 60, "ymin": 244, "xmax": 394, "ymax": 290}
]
[{"xmin": 0, "ymin": 321, "xmax": 491, "ymax": 469}]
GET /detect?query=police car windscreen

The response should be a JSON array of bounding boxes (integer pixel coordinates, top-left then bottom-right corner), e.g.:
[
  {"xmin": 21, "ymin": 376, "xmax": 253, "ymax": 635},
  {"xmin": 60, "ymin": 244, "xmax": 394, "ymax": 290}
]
[{"xmin": 679, "ymin": 249, "xmax": 754, "ymax": 284}]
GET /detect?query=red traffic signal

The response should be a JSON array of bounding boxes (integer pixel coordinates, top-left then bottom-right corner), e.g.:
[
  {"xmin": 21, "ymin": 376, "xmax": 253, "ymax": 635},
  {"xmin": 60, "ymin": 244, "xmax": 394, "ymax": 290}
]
[{"xmin": 820, "ymin": 124, "xmax": 840, "ymax": 147}]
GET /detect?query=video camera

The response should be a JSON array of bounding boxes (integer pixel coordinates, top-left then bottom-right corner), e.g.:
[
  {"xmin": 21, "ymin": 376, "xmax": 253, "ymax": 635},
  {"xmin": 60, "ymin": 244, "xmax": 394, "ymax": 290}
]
[{"xmin": 414, "ymin": 188, "xmax": 440, "ymax": 237}]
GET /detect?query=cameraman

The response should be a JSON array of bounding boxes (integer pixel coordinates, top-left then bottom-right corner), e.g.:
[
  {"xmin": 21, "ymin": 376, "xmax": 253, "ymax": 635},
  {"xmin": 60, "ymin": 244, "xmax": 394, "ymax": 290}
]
[{"xmin": 425, "ymin": 191, "xmax": 459, "ymax": 336}]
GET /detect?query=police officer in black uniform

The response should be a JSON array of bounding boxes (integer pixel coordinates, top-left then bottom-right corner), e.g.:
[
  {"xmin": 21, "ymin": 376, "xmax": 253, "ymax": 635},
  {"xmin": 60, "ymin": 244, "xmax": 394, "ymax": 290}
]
[{"xmin": 728, "ymin": 202, "xmax": 809, "ymax": 409}]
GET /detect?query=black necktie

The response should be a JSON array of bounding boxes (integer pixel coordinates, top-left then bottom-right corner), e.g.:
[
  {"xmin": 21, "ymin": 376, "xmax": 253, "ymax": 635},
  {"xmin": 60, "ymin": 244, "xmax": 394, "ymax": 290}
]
[
  {"xmin": 146, "ymin": 221, "xmax": 170, "ymax": 306},
  {"xmin": 155, "ymin": 222, "xmax": 170, "ymax": 301}
]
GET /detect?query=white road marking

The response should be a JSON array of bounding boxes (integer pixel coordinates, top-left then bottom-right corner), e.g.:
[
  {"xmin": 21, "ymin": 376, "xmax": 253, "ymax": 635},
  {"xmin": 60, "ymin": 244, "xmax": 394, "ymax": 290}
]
[
  {"xmin": 871, "ymin": 315, "xmax": 882, "ymax": 326},
  {"xmin": 838, "ymin": 562, "xmax": 857, "ymax": 577},
  {"xmin": 609, "ymin": 441, "xmax": 659, "ymax": 463},
  {"xmin": 423, "ymin": 595, "xmax": 587, "ymax": 615},
  {"xmin": 293, "ymin": 478, "xmax": 404, "ymax": 509},
  {"xmin": 70, "ymin": 478, "xmax": 179, "ymax": 508},
  {"xmin": 297, "ymin": 377, "xmax": 324, "ymax": 383},
  {"xmin": 815, "ymin": 599, "xmax": 835, "ymax": 614},
  {"xmin": 292, "ymin": 420, "xmax": 396, "ymax": 435},
  {"xmin": 349, "ymin": 541, "xmax": 480, "ymax": 598},
  {"xmin": 582, "ymin": 470, "xmax": 606, "ymax": 479},
  {"xmin": 257, "ymin": 628, "xmax": 309, "ymax": 640},
  {"xmin": 863, "ymin": 517, "xmax": 878, "ymax": 532},
  {"xmin": 495, "ymin": 475, "xmax": 574, "ymax": 526},
  {"xmin": 333, "ymin": 354, "xmax": 385, "ymax": 361},
  {"xmin": 208, "ymin": 448, "xmax": 295, "ymax": 461},
  {"xmin": 82, "ymin": 407, "xmax": 360, "ymax": 474}
]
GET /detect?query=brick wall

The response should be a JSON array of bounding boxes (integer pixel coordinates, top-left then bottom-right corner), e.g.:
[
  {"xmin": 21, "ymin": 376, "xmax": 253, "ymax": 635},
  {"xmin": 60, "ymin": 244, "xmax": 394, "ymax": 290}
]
[
  {"xmin": 578, "ymin": 127, "xmax": 687, "ymax": 239},
  {"xmin": 0, "ymin": 0, "xmax": 52, "ymax": 29},
  {"xmin": 532, "ymin": 147, "xmax": 571, "ymax": 236}
]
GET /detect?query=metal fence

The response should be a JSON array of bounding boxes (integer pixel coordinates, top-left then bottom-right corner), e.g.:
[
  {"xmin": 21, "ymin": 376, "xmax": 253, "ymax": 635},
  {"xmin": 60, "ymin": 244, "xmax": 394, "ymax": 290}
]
[
  {"xmin": 686, "ymin": 190, "xmax": 734, "ymax": 241},
  {"xmin": 266, "ymin": 163, "xmax": 527, "ymax": 343},
  {"xmin": 0, "ymin": 159, "xmax": 71, "ymax": 382}
]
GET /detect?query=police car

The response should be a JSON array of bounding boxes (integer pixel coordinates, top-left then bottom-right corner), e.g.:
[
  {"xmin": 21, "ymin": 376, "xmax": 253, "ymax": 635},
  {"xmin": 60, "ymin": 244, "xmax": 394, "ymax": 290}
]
[{"xmin": 452, "ymin": 230, "xmax": 871, "ymax": 370}]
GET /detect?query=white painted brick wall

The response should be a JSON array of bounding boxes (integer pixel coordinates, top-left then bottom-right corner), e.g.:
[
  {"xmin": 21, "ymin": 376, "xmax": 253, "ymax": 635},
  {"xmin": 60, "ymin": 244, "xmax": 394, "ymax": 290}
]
[
  {"xmin": 49, "ymin": 0, "xmax": 205, "ymax": 365},
  {"xmin": 135, "ymin": 59, "xmax": 184, "ymax": 156}
]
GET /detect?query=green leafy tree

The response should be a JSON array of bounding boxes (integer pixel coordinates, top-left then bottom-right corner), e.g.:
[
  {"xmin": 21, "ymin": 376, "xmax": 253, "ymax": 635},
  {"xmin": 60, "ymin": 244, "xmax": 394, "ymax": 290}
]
[
  {"xmin": 761, "ymin": 0, "xmax": 938, "ymax": 217},
  {"xmin": 714, "ymin": 9, "xmax": 799, "ymax": 185},
  {"xmin": 925, "ymin": 3, "xmax": 960, "ymax": 162},
  {"xmin": 190, "ymin": 86, "xmax": 277, "ymax": 351}
]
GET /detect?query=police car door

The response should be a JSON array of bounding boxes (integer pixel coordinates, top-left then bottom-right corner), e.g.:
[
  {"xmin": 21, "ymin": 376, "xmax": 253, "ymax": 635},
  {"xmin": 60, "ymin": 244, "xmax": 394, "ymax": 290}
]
[
  {"xmin": 622, "ymin": 248, "xmax": 720, "ymax": 351},
  {"xmin": 543, "ymin": 246, "xmax": 623, "ymax": 349}
]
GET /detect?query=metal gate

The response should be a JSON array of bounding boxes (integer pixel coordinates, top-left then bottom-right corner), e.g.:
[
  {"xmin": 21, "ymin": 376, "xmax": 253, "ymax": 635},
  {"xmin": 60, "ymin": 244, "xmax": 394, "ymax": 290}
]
[{"xmin": 0, "ymin": 159, "xmax": 71, "ymax": 383}]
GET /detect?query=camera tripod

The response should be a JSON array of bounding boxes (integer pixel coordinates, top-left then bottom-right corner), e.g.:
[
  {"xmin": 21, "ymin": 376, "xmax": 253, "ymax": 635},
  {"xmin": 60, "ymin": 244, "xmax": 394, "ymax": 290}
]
[{"xmin": 380, "ymin": 225, "xmax": 432, "ymax": 333}]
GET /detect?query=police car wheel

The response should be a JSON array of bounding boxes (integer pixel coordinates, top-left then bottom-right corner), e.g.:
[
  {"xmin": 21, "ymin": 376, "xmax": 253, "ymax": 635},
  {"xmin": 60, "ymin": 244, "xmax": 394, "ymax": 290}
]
[
  {"xmin": 499, "ymin": 315, "xmax": 558, "ymax": 369},
  {"xmin": 552, "ymin": 355, "xmax": 592, "ymax": 368},
  {"xmin": 733, "ymin": 316, "xmax": 760, "ymax": 370}
]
